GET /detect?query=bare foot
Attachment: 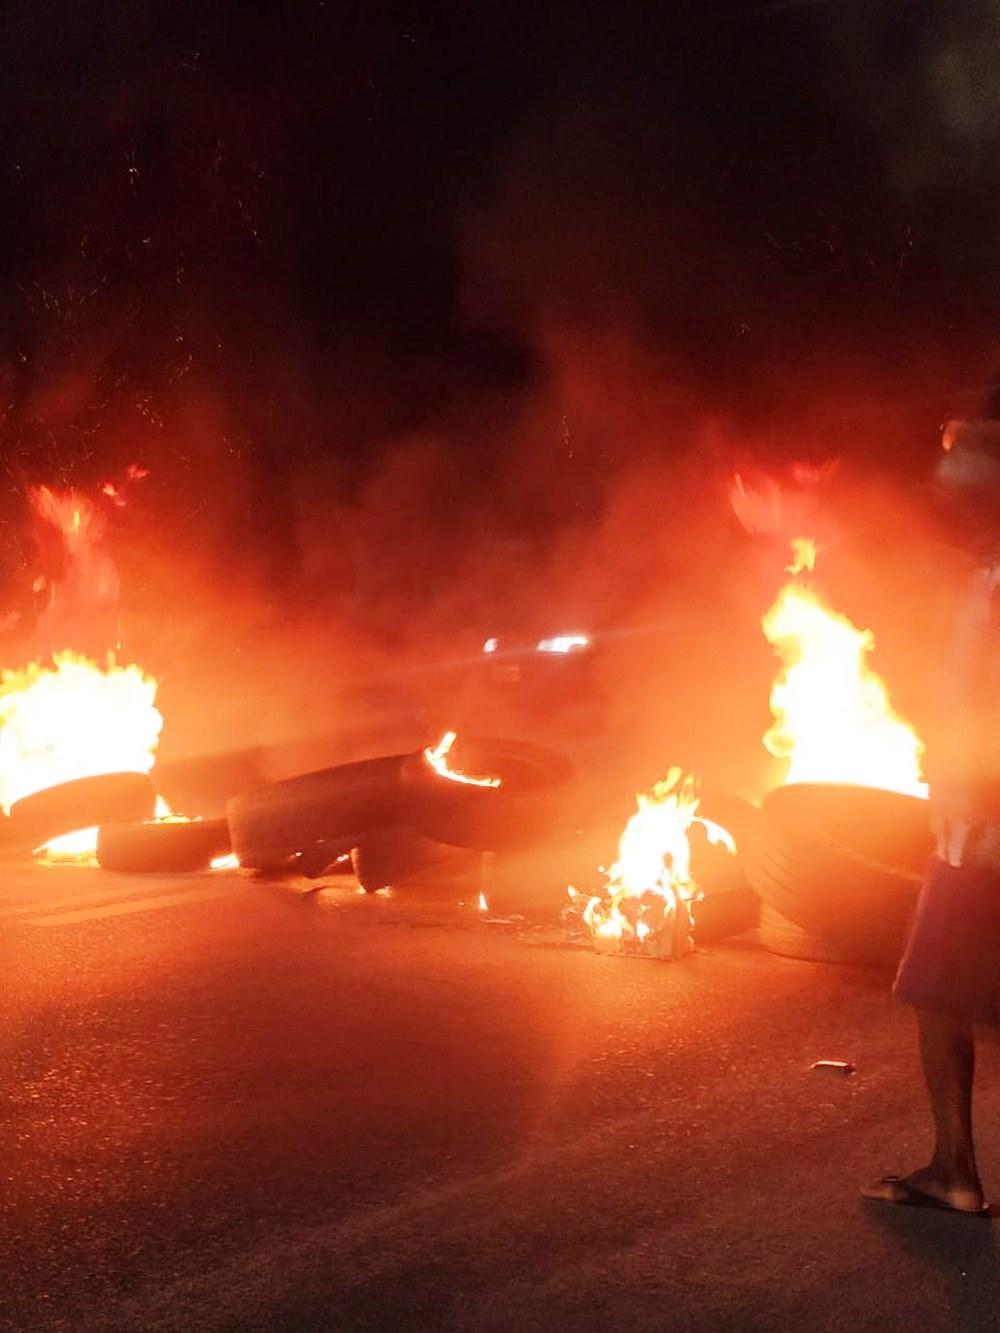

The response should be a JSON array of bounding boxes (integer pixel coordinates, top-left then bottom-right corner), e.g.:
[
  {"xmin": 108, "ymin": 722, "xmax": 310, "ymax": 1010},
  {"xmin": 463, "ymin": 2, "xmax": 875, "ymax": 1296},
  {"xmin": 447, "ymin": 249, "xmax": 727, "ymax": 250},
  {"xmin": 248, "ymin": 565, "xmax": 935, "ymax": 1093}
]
[{"xmin": 862, "ymin": 1165, "xmax": 987, "ymax": 1214}]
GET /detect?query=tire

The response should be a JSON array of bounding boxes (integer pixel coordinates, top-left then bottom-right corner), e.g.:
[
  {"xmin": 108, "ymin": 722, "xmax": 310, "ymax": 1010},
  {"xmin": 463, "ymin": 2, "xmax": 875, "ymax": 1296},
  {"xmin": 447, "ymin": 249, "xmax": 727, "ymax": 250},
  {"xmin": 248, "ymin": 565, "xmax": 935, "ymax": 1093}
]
[
  {"xmin": 96, "ymin": 818, "xmax": 232, "ymax": 874},
  {"xmin": 403, "ymin": 737, "xmax": 575, "ymax": 853},
  {"xmin": 350, "ymin": 829, "xmax": 483, "ymax": 893},
  {"xmin": 226, "ymin": 755, "xmax": 409, "ymax": 871},
  {"xmin": 689, "ymin": 791, "xmax": 757, "ymax": 897},
  {"xmin": 756, "ymin": 901, "xmax": 885, "ymax": 965},
  {"xmin": 765, "ymin": 783, "xmax": 932, "ymax": 879},
  {"xmin": 744, "ymin": 786, "xmax": 924, "ymax": 965},
  {"xmin": 7, "ymin": 773, "xmax": 157, "ymax": 852},
  {"xmin": 693, "ymin": 887, "xmax": 760, "ymax": 943}
]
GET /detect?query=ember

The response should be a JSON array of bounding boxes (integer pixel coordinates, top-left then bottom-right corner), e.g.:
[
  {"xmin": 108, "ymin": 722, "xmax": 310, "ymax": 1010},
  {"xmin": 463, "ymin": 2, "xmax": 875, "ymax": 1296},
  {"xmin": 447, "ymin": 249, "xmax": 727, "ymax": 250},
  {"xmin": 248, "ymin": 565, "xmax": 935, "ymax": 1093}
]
[{"xmin": 581, "ymin": 769, "xmax": 736, "ymax": 958}]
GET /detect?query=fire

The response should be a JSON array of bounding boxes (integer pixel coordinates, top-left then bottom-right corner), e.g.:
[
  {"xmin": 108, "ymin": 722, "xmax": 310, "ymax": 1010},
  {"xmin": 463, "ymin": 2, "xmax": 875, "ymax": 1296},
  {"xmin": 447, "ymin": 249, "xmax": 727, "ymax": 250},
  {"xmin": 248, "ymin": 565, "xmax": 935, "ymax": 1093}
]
[
  {"xmin": 582, "ymin": 769, "xmax": 735, "ymax": 957},
  {"xmin": 423, "ymin": 732, "xmax": 502, "ymax": 788},
  {"xmin": 0, "ymin": 478, "xmax": 168, "ymax": 859},
  {"xmin": 0, "ymin": 651, "xmax": 162, "ymax": 815},
  {"xmin": 763, "ymin": 540, "xmax": 927, "ymax": 798},
  {"xmin": 785, "ymin": 537, "xmax": 817, "ymax": 575}
]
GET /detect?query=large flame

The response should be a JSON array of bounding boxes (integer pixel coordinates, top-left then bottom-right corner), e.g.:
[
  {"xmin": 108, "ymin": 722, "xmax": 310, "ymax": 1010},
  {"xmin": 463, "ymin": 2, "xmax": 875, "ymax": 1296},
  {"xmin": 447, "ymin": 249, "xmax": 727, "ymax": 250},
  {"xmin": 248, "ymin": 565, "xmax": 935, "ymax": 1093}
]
[
  {"xmin": 763, "ymin": 540, "xmax": 927, "ymax": 798},
  {"xmin": 582, "ymin": 769, "xmax": 735, "ymax": 957},
  {"xmin": 0, "ymin": 480, "xmax": 165, "ymax": 858},
  {"xmin": 0, "ymin": 651, "xmax": 163, "ymax": 815}
]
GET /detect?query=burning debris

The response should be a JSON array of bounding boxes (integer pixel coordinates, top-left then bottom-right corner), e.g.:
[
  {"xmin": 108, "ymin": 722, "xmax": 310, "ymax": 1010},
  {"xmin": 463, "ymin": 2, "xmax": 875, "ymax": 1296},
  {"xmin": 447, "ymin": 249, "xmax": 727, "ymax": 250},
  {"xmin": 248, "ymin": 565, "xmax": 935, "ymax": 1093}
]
[
  {"xmin": 0, "ymin": 457, "xmax": 933, "ymax": 977},
  {"xmin": 576, "ymin": 769, "xmax": 736, "ymax": 959}
]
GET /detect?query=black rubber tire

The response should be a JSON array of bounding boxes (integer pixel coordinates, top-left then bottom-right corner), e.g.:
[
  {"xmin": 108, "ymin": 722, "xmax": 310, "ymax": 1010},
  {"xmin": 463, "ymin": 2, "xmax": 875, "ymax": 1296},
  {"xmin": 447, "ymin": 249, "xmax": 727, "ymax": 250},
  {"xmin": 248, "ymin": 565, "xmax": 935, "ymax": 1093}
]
[
  {"xmin": 96, "ymin": 818, "xmax": 232, "ymax": 874},
  {"xmin": 350, "ymin": 828, "xmax": 483, "ymax": 893},
  {"xmin": 693, "ymin": 887, "xmax": 760, "ymax": 943},
  {"xmin": 7, "ymin": 773, "xmax": 157, "ymax": 852},
  {"xmin": 744, "ymin": 787, "xmax": 924, "ymax": 965},
  {"xmin": 403, "ymin": 737, "xmax": 575, "ymax": 853},
  {"xmin": 689, "ymin": 791, "xmax": 757, "ymax": 897},
  {"xmin": 764, "ymin": 783, "xmax": 932, "ymax": 879},
  {"xmin": 226, "ymin": 755, "xmax": 409, "ymax": 871},
  {"xmin": 756, "ymin": 901, "xmax": 888, "ymax": 965}
]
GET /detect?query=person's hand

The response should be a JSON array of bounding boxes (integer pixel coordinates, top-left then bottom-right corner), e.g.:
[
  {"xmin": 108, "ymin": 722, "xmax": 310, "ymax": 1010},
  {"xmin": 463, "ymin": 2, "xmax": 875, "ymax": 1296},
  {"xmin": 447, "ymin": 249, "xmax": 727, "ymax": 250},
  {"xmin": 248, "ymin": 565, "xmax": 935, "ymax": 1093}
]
[{"xmin": 931, "ymin": 792, "xmax": 973, "ymax": 867}]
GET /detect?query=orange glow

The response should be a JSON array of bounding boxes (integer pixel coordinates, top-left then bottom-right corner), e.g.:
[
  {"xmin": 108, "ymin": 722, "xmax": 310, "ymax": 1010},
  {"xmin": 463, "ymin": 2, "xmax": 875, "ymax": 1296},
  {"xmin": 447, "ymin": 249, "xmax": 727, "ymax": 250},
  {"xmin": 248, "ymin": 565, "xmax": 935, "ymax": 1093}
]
[
  {"xmin": 763, "ymin": 540, "xmax": 927, "ymax": 798},
  {"xmin": 32, "ymin": 485, "xmax": 102, "ymax": 548},
  {"xmin": 423, "ymin": 732, "xmax": 502, "ymax": 788},
  {"xmin": 583, "ymin": 769, "xmax": 735, "ymax": 955}
]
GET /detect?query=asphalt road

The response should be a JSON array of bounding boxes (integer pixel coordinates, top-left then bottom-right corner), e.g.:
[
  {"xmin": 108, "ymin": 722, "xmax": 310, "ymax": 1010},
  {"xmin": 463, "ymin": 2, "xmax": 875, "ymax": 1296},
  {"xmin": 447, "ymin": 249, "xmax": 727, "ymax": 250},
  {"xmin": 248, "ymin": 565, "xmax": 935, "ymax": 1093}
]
[{"xmin": 1, "ymin": 862, "xmax": 998, "ymax": 1333}]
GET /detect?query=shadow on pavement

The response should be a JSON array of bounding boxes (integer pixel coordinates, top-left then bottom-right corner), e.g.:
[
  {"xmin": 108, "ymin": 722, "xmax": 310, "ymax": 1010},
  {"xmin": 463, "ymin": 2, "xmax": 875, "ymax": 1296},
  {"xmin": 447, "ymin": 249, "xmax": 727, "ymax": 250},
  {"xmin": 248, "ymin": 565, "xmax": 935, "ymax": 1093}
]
[{"xmin": 864, "ymin": 1199, "xmax": 1000, "ymax": 1329}]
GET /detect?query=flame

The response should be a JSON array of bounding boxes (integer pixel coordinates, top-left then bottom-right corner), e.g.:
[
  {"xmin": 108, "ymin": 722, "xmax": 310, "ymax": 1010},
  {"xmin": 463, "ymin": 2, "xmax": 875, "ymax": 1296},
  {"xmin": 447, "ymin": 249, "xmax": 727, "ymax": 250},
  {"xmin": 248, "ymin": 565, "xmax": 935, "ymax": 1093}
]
[
  {"xmin": 582, "ymin": 769, "xmax": 735, "ymax": 956},
  {"xmin": 423, "ymin": 732, "xmax": 502, "ymax": 788},
  {"xmin": 211, "ymin": 852, "xmax": 240, "ymax": 871},
  {"xmin": 0, "ymin": 477, "xmax": 167, "ymax": 861},
  {"xmin": 0, "ymin": 651, "xmax": 162, "ymax": 813},
  {"xmin": 763, "ymin": 541, "xmax": 927, "ymax": 797},
  {"xmin": 785, "ymin": 537, "xmax": 817, "ymax": 575},
  {"xmin": 0, "ymin": 652, "xmax": 164, "ymax": 857}
]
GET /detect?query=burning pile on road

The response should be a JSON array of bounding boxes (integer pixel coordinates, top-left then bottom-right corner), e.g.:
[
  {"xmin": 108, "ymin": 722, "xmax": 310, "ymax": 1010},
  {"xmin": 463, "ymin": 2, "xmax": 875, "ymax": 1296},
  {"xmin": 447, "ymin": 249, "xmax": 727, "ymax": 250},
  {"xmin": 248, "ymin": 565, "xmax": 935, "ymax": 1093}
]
[
  {"xmin": 0, "ymin": 461, "xmax": 935, "ymax": 971},
  {"xmin": 568, "ymin": 524, "xmax": 932, "ymax": 961},
  {"xmin": 578, "ymin": 769, "xmax": 736, "ymax": 958},
  {"xmin": 0, "ymin": 479, "xmax": 234, "ymax": 872}
]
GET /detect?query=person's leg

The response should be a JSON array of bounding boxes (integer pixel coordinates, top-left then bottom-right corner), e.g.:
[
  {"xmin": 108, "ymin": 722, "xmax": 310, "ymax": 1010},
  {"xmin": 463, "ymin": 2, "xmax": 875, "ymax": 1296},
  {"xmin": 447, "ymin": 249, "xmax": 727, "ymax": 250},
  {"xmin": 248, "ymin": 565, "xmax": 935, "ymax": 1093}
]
[
  {"xmin": 863, "ymin": 1006, "xmax": 985, "ymax": 1212},
  {"xmin": 916, "ymin": 1007, "xmax": 983, "ymax": 1205}
]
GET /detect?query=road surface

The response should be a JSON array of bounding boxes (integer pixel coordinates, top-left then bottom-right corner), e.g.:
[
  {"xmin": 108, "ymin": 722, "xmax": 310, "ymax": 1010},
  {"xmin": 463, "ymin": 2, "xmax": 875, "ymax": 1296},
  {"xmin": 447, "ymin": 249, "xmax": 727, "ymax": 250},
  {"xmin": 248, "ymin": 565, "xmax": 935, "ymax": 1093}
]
[{"xmin": 1, "ymin": 861, "xmax": 998, "ymax": 1331}]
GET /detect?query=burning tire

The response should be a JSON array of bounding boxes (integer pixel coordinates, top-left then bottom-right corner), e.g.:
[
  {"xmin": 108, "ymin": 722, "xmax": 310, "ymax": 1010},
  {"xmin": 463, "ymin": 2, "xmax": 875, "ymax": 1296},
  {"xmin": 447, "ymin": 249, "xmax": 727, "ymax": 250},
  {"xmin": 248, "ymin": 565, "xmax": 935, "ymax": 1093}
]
[
  {"xmin": 226, "ymin": 755, "xmax": 409, "ymax": 871},
  {"xmin": 6, "ymin": 772, "xmax": 157, "ymax": 853},
  {"xmin": 96, "ymin": 818, "xmax": 232, "ymax": 875},
  {"xmin": 744, "ymin": 783, "xmax": 932, "ymax": 965},
  {"xmin": 405, "ymin": 736, "xmax": 575, "ymax": 853},
  {"xmin": 350, "ymin": 829, "xmax": 482, "ymax": 893}
]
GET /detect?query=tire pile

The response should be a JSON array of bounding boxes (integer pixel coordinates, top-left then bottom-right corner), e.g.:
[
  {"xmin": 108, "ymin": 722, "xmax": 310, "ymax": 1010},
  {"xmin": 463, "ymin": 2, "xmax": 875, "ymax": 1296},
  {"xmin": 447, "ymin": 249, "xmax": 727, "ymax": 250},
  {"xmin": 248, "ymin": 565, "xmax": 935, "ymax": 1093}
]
[
  {"xmin": 1, "ymin": 743, "xmax": 934, "ymax": 966},
  {"xmin": 0, "ymin": 770, "xmax": 234, "ymax": 874},
  {"xmin": 0, "ymin": 737, "xmax": 579, "ymax": 888},
  {"xmin": 226, "ymin": 736, "xmax": 575, "ymax": 892}
]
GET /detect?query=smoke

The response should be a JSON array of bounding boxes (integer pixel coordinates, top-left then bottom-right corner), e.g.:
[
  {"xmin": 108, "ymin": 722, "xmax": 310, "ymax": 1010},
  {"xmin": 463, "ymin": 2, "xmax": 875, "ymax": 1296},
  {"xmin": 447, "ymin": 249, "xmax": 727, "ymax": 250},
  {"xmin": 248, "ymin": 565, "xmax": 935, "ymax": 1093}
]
[
  {"xmin": 0, "ymin": 0, "xmax": 994, "ymax": 793},
  {"xmin": 820, "ymin": 0, "xmax": 1000, "ymax": 192}
]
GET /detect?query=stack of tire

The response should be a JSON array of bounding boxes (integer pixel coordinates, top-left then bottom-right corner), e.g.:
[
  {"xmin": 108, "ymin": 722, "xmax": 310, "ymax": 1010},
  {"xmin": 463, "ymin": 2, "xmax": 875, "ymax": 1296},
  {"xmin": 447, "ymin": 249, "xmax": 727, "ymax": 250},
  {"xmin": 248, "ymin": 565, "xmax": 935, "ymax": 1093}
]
[
  {"xmin": 744, "ymin": 783, "xmax": 934, "ymax": 965},
  {"xmin": 226, "ymin": 737, "xmax": 577, "ymax": 892},
  {"xmin": 0, "ymin": 771, "xmax": 235, "ymax": 874}
]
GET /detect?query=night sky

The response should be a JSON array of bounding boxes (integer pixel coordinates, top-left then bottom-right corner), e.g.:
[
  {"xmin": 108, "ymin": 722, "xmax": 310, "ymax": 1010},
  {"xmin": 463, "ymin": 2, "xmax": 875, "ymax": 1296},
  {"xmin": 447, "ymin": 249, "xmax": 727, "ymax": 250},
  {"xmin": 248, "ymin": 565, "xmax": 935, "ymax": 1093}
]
[{"xmin": 1, "ymin": 0, "xmax": 998, "ymax": 625}]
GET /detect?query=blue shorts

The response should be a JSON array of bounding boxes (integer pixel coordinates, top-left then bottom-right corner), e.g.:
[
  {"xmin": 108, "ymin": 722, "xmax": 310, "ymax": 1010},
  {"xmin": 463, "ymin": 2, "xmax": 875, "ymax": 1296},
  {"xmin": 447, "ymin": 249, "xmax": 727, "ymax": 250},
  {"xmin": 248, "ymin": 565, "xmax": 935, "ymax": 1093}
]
[{"xmin": 894, "ymin": 855, "xmax": 1000, "ymax": 1029}]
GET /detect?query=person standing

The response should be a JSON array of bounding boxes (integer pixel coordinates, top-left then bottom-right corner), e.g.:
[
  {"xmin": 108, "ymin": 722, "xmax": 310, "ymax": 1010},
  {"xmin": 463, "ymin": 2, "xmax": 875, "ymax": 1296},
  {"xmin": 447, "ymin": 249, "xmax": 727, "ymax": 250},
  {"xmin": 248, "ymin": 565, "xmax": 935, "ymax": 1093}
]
[{"xmin": 863, "ymin": 403, "xmax": 1000, "ymax": 1217}]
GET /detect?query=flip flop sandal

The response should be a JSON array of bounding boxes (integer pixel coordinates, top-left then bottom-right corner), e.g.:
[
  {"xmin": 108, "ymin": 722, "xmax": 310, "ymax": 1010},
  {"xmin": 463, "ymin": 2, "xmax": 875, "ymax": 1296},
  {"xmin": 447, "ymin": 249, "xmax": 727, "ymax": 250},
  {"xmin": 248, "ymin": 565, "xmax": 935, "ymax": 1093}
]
[{"xmin": 864, "ymin": 1175, "xmax": 991, "ymax": 1217}]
